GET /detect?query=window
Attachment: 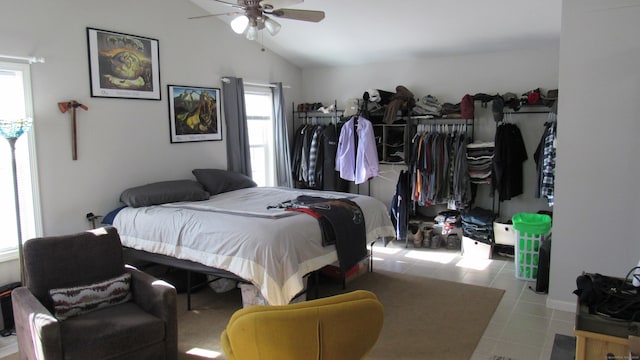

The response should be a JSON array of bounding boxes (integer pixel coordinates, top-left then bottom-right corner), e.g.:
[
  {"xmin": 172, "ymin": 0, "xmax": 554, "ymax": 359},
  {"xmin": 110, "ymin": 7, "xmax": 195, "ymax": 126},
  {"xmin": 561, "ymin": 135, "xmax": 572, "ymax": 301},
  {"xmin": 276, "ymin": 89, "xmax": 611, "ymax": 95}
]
[
  {"xmin": 244, "ymin": 88, "xmax": 275, "ymax": 187},
  {"xmin": 0, "ymin": 61, "xmax": 40, "ymax": 257}
]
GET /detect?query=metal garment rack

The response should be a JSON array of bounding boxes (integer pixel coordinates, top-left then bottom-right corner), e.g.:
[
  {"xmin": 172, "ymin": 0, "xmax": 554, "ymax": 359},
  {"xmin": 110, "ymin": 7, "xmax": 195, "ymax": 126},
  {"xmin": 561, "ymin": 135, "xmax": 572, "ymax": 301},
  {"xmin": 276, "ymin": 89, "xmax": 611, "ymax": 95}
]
[
  {"xmin": 403, "ymin": 115, "xmax": 475, "ymax": 248},
  {"xmin": 292, "ymin": 100, "xmax": 341, "ymax": 126},
  {"xmin": 492, "ymin": 108, "xmax": 552, "ymax": 215}
]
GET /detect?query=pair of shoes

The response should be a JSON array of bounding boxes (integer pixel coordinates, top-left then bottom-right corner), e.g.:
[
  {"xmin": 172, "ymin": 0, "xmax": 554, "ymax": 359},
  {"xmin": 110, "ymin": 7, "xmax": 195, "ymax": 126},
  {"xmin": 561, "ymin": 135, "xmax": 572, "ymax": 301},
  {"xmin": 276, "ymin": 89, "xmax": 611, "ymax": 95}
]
[
  {"xmin": 389, "ymin": 151, "xmax": 405, "ymax": 159},
  {"xmin": 411, "ymin": 229, "xmax": 423, "ymax": 248},
  {"xmin": 297, "ymin": 102, "xmax": 324, "ymax": 112}
]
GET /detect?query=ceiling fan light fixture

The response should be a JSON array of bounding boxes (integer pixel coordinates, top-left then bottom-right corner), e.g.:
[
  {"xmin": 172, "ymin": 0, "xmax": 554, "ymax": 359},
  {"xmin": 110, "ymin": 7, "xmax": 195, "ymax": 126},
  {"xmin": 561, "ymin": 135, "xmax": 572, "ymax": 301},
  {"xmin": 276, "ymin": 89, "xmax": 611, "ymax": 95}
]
[
  {"xmin": 264, "ymin": 17, "xmax": 281, "ymax": 36},
  {"xmin": 246, "ymin": 25, "xmax": 258, "ymax": 40},
  {"xmin": 230, "ymin": 15, "xmax": 249, "ymax": 34}
]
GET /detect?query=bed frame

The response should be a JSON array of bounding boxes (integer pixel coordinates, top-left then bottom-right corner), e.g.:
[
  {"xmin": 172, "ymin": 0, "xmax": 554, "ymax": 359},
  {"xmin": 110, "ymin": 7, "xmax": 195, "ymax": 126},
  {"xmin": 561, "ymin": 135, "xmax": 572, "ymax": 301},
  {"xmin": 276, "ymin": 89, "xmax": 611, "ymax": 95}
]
[{"xmin": 123, "ymin": 247, "xmax": 319, "ymax": 310}]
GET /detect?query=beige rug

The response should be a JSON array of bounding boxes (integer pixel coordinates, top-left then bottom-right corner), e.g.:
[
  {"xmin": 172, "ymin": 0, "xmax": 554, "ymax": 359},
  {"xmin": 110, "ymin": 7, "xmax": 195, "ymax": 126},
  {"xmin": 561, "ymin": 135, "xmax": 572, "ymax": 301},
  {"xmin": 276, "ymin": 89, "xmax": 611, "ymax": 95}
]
[
  {"xmin": 178, "ymin": 269, "xmax": 505, "ymax": 360},
  {"xmin": 1, "ymin": 270, "xmax": 504, "ymax": 360}
]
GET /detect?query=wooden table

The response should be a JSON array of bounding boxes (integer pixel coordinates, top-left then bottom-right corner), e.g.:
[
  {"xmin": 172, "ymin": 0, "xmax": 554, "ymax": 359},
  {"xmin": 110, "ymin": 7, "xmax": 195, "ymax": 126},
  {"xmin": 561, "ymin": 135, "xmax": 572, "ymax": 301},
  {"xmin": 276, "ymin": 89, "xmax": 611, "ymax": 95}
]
[{"xmin": 575, "ymin": 329, "xmax": 629, "ymax": 360}]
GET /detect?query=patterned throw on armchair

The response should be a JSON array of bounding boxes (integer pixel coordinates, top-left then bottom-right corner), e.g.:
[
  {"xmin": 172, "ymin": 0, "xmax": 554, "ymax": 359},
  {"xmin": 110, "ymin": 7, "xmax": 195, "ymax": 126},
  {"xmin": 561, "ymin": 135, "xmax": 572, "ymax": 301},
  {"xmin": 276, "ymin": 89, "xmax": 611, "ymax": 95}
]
[
  {"xmin": 12, "ymin": 226, "xmax": 177, "ymax": 360},
  {"xmin": 221, "ymin": 289, "xmax": 384, "ymax": 360}
]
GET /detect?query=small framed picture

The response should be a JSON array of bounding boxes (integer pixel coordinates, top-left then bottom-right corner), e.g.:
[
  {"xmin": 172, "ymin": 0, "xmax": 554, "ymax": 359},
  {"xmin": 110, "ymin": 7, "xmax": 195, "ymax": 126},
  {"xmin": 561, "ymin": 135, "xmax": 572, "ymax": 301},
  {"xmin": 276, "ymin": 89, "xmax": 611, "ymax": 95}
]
[
  {"xmin": 87, "ymin": 27, "xmax": 161, "ymax": 100},
  {"xmin": 168, "ymin": 85, "xmax": 222, "ymax": 143}
]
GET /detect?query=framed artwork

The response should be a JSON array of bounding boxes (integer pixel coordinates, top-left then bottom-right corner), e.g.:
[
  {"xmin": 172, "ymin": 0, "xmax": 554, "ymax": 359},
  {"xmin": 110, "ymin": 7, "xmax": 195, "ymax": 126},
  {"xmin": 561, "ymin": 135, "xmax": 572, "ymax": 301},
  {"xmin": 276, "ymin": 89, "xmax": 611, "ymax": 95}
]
[
  {"xmin": 168, "ymin": 85, "xmax": 222, "ymax": 143},
  {"xmin": 87, "ymin": 27, "xmax": 161, "ymax": 100}
]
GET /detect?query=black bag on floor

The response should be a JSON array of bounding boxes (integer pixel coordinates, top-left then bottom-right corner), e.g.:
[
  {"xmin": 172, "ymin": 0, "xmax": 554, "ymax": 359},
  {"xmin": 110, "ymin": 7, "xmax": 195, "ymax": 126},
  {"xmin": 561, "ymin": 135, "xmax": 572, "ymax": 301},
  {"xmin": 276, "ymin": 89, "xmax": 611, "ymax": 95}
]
[
  {"xmin": 535, "ymin": 234, "xmax": 551, "ymax": 293},
  {"xmin": 0, "ymin": 282, "xmax": 20, "ymax": 334}
]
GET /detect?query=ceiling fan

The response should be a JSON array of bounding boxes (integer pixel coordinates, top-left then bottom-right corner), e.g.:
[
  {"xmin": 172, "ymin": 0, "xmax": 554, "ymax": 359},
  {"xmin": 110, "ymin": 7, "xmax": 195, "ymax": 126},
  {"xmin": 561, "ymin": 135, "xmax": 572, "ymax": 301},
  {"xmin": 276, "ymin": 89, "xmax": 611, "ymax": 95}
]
[{"xmin": 190, "ymin": 0, "xmax": 325, "ymax": 40}]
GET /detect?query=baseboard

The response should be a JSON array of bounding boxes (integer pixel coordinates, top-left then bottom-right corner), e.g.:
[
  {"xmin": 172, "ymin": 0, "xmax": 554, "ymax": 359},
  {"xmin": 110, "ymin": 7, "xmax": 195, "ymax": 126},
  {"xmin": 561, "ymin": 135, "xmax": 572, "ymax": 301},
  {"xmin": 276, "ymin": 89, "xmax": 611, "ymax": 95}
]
[
  {"xmin": 546, "ymin": 297, "xmax": 576, "ymax": 313},
  {"xmin": 0, "ymin": 340, "xmax": 17, "ymax": 358}
]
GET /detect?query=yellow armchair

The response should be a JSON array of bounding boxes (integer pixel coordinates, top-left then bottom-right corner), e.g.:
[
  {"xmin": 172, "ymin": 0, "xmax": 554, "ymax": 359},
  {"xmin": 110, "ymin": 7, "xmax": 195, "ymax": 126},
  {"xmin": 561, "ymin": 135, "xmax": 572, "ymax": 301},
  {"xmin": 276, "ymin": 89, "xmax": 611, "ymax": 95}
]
[{"xmin": 221, "ymin": 290, "xmax": 384, "ymax": 360}]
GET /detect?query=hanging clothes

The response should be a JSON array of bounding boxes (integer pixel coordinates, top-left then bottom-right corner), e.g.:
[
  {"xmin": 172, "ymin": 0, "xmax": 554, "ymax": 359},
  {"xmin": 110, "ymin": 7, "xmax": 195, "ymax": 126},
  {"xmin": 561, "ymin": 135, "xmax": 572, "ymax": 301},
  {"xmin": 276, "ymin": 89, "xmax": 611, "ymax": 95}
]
[
  {"xmin": 335, "ymin": 116, "xmax": 379, "ymax": 184},
  {"xmin": 408, "ymin": 125, "xmax": 472, "ymax": 209},
  {"xmin": 307, "ymin": 126, "xmax": 323, "ymax": 188},
  {"xmin": 390, "ymin": 170, "xmax": 411, "ymax": 241},
  {"xmin": 291, "ymin": 123, "xmax": 308, "ymax": 185},
  {"xmin": 291, "ymin": 123, "xmax": 336, "ymax": 190},
  {"xmin": 320, "ymin": 124, "xmax": 345, "ymax": 191},
  {"xmin": 492, "ymin": 122, "xmax": 528, "ymax": 201},
  {"xmin": 534, "ymin": 116, "xmax": 557, "ymax": 206}
]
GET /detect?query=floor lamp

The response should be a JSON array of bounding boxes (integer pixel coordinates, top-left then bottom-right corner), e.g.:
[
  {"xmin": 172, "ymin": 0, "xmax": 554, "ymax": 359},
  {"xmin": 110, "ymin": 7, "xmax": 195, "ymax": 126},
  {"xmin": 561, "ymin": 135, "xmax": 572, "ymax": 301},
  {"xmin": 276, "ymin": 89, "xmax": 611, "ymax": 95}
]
[{"xmin": 0, "ymin": 117, "xmax": 33, "ymax": 285}]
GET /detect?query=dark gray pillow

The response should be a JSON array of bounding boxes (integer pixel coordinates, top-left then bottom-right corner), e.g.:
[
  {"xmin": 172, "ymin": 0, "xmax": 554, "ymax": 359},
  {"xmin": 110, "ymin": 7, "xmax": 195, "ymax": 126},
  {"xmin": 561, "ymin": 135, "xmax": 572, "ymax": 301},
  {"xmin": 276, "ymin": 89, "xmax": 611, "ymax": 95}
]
[
  {"xmin": 192, "ymin": 169, "xmax": 257, "ymax": 195},
  {"xmin": 120, "ymin": 180, "xmax": 210, "ymax": 208}
]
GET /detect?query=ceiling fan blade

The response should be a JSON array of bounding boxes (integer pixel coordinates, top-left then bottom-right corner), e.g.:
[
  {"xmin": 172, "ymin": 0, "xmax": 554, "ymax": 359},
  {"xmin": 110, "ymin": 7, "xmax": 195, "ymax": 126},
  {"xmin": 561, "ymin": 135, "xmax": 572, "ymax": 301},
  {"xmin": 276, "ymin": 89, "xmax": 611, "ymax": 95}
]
[
  {"xmin": 209, "ymin": 0, "xmax": 247, "ymax": 9},
  {"xmin": 263, "ymin": 0, "xmax": 303, "ymax": 8},
  {"xmin": 188, "ymin": 11, "xmax": 240, "ymax": 20},
  {"xmin": 270, "ymin": 8, "xmax": 325, "ymax": 22}
]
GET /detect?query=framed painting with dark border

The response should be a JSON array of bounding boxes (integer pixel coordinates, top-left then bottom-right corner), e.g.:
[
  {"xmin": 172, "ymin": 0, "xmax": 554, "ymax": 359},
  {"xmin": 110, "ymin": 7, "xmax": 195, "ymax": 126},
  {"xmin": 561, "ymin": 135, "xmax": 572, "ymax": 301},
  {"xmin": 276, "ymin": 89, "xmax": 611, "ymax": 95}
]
[
  {"xmin": 87, "ymin": 27, "xmax": 161, "ymax": 100},
  {"xmin": 168, "ymin": 85, "xmax": 222, "ymax": 143}
]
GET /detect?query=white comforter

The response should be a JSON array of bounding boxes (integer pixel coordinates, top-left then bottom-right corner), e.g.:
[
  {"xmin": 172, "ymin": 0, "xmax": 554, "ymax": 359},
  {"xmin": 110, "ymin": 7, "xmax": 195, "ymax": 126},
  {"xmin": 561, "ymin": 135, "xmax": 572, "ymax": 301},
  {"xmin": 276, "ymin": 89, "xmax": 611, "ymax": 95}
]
[{"xmin": 114, "ymin": 187, "xmax": 395, "ymax": 305}]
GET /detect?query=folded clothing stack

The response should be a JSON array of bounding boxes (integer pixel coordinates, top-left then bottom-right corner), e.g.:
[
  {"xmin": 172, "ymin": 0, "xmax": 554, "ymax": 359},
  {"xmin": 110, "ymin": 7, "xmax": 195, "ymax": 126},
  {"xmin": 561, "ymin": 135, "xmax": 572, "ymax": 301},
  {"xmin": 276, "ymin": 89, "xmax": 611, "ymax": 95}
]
[
  {"xmin": 412, "ymin": 95, "xmax": 443, "ymax": 117},
  {"xmin": 461, "ymin": 207, "xmax": 497, "ymax": 244},
  {"xmin": 466, "ymin": 142, "xmax": 495, "ymax": 185}
]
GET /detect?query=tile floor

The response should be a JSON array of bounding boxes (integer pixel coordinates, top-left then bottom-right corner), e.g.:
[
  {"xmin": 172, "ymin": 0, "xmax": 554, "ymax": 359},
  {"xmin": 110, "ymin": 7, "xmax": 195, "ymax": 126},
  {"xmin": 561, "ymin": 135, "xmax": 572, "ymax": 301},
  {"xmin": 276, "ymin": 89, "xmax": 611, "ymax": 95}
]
[
  {"xmin": 0, "ymin": 241, "xmax": 575, "ymax": 360},
  {"xmin": 369, "ymin": 240, "xmax": 575, "ymax": 360}
]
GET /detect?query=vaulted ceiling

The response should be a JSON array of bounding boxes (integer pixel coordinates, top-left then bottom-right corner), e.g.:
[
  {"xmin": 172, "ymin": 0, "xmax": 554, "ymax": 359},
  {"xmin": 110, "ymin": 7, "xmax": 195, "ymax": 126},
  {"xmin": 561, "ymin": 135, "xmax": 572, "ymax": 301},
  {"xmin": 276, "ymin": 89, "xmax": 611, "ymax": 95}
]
[{"xmin": 189, "ymin": 0, "xmax": 562, "ymax": 68}]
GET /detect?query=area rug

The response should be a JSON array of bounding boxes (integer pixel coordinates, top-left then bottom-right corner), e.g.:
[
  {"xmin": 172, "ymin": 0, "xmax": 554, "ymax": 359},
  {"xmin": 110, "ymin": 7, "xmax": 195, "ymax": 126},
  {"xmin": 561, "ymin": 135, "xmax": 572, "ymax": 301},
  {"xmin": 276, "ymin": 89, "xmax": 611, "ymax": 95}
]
[
  {"xmin": 550, "ymin": 334, "xmax": 576, "ymax": 360},
  {"xmin": 176, "ymin": 269, "xmax": 505, "ymax": 360}
]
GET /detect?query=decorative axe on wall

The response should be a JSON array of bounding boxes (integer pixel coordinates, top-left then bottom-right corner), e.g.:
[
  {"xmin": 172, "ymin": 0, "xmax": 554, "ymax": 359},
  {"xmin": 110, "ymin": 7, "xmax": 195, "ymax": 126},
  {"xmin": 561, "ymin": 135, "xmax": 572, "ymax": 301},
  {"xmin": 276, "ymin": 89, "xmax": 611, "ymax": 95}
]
[{"xmin": 58, "ymin": 100, "xmax": 88, "ymax": 160}]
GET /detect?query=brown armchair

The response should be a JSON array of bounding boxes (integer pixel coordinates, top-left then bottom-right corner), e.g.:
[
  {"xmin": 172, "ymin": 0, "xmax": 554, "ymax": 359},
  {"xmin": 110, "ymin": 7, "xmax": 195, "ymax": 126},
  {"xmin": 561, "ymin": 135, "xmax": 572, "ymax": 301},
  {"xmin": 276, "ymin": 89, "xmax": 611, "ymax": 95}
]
[{"xmin": 12, "ymin": 226, "xmax": 177, "ymax": 360}]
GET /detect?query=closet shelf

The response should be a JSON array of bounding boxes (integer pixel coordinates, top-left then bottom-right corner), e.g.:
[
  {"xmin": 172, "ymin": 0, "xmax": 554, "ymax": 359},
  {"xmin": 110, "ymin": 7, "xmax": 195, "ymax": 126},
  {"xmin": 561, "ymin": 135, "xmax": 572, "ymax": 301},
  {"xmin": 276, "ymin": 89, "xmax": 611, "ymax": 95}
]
[
  {"xmin": 294, "ymin": 110, "xmax": 344, "ymax": 117},
  {"xmin": 408, "ymin": 115, "xmax": 473, "ymax": 121},
  {"xmin": 293, "ymin": 100, "xmax": 343, "ymax": 125},
  {"xmin": 504, "ymin": 111, "xmax": 551, "ymax": 114}
]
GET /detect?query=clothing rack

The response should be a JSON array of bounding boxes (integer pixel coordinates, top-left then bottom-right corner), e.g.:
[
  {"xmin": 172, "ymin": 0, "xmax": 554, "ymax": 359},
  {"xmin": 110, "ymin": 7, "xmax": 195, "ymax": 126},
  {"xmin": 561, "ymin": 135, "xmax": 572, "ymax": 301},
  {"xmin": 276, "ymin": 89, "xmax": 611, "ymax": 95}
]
[
  {"xmin": 408, "ymin": 119, "xmax": 475, "ymax": 210},
  {"xmin": 293, "ymin": 100, "xmax": 340, "ymax": 126},
  {"xmin": 504, "ymin": 111, "xmax": 551, "ymax": 114},
  {"xmin": 411, "ymin": 116, "xmax": 475, "ymax": 139}
]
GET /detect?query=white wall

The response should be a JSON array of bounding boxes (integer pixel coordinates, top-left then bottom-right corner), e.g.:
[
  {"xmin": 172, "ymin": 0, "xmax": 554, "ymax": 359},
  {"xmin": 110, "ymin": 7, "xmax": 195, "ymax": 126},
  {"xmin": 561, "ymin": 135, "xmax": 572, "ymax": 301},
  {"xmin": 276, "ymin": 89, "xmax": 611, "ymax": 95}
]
[
  {"xmin": 548, "ymin": 0, "xmax": 640, "ymax": 310},
  {"xmin": 4, "ymin": 0, "xmax": 636, "ymax": 313},
  {"xmin": 301, "ymin": 0, "xmax": 640, "ymax": 312},
  {"xmin": 300, "ymin": 46, "xmax": 559, "ymax": 221},
  {"xmin": 0, "ymin": 0, "xmax": 303, "ymax": 281}
]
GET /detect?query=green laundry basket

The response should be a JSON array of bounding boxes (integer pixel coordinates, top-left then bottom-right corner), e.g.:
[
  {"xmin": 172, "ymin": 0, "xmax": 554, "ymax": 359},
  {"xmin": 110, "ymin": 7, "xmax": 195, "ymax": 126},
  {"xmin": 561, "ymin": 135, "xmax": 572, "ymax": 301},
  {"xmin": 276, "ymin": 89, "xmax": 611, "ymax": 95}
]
[{"xmin": 511, "ymin": 213, "xmax": 552, "ymax": 281}]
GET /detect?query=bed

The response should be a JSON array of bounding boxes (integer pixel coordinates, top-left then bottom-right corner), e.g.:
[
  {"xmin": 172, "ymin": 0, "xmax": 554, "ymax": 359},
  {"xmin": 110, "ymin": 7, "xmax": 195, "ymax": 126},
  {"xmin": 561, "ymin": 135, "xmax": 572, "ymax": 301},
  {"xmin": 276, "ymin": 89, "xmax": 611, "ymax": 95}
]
[{"xmin": 106, "ymin": 172, "xmax": 395, "ymax": 306}]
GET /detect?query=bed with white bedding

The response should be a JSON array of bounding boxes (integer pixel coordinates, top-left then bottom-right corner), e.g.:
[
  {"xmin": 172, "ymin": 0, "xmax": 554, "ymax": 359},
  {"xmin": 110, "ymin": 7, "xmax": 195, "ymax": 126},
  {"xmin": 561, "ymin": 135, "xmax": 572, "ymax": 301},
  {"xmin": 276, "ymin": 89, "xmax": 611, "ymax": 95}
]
[{"xmin": 111, "ymin": 186, "xmax": 395, "ymax": 305}]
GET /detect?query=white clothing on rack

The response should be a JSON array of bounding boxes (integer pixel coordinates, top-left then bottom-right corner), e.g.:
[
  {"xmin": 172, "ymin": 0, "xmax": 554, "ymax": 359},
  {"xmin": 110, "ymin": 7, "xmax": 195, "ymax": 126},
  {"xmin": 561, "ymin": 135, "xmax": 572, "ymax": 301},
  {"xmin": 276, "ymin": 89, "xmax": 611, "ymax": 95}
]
[{"xmin": 335, "ymin": 116, "xmax": 379, "ymax": 184}]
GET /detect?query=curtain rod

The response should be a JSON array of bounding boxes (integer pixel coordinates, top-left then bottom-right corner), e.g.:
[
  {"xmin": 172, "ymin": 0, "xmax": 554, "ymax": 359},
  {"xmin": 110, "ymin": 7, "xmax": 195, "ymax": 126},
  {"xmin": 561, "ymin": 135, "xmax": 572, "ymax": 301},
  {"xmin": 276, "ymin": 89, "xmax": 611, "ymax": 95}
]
[
  {"xmin": 0, "ymin": 54, "xmax": 45, "ymax": 64},
  {"xmin": 221, "ymin": 77, "xmax": 290, "ymax": 89}
]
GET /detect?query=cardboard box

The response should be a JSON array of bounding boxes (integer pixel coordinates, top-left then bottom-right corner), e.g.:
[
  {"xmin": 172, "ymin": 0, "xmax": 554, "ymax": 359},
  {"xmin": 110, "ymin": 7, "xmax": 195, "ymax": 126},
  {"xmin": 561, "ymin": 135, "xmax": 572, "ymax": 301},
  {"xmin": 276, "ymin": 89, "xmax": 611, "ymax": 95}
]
[
  {"xmin": 461, "ymin": 236, "xmax": 492, "ymax": 259},
  {"xmin": 239, "ymin": 278, "xmax": 307, "ymax": 308}
]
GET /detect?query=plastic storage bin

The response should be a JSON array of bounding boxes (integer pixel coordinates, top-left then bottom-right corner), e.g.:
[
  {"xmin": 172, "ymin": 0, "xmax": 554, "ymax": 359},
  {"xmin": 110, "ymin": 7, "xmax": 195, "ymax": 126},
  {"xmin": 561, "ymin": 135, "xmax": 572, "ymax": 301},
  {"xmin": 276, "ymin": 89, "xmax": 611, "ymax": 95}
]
[
  {"xmin": 493, "ymin": 220, "xmax": 515, "ymax": 246},
  {"xmin": 512, "ymin": 213, "xmax": 552, "ymax": 281}
]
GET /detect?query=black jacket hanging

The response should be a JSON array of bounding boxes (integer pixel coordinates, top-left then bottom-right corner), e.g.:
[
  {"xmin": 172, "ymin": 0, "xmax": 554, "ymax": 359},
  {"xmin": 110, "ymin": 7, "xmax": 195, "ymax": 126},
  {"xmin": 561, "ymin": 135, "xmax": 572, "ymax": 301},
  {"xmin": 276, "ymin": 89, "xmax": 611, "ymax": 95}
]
[
  {"xmin": 492, "ymin": 123, "xmax": 527, "ymax": 201},
  {"xmin": 390, "ymin": 170, "xmax": 411, "ymax": 241}
]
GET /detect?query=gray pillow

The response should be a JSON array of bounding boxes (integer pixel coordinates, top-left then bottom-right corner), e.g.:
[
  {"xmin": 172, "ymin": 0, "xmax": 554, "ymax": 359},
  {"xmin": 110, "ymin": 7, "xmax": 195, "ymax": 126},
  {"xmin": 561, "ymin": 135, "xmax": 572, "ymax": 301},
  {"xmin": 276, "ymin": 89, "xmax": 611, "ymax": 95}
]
[
  {"xmin": 192, "ymin": 169, "xmax": 257, "ymax": 195},
  {"xmin": 120, "ymin": 180, "xmax": 210, "ymax": 208}
]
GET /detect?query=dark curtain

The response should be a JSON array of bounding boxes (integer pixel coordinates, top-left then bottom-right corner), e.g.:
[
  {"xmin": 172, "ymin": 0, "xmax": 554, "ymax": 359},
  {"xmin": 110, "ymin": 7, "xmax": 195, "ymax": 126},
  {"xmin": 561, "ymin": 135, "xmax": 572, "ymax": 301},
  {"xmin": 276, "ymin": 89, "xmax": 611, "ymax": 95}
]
[
  {"xmin": 272, "ymin": 82, "xmax": 293, "ymax": 187},
  {"xmin": 222, "ymin": 77, "xmax": 252, "ymax": 177}
]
